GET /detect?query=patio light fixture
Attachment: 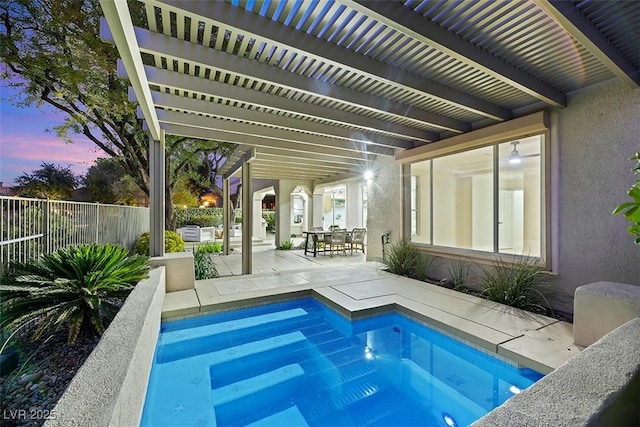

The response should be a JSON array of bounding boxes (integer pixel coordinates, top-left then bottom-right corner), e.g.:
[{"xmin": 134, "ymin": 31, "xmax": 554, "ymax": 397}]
[{"xmin": 364, "ymin": 170, "xmax": 374, "ymax": 180}]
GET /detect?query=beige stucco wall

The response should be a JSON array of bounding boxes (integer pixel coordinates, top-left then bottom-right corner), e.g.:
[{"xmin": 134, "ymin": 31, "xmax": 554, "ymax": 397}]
[
  {"xmin": 552, "ymin": 79, "xmax": 640, "ymax": 312},
  {"xmin": 367, "ymin": 79, "xmax": 639, "ymax": 314},
  {"xmin": 366, "ymin": 156, "xmax": 403, "ymax": 262}
]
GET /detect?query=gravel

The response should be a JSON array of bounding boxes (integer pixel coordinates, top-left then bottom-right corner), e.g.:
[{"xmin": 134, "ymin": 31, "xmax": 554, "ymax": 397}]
[{"xmin": 0, "ymin": 330, "xmax": 101, "ymax": 427}]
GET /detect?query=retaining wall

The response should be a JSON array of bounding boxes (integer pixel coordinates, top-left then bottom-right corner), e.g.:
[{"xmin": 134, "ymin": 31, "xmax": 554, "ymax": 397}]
[{"xmin": 45, "ymin": 267, "xmax": 165, "ymax": 427}]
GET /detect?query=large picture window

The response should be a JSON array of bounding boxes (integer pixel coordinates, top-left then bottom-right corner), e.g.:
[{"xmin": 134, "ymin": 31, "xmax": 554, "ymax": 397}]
[{"xmin": 409, "ymin": 135, "xmax": 543, "ymax": 258}]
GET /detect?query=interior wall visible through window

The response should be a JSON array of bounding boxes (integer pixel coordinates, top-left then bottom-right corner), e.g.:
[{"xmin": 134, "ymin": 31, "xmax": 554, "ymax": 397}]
[{"xmin": 409, "ymin": 135, "xmax": 543, "ymax": 258}]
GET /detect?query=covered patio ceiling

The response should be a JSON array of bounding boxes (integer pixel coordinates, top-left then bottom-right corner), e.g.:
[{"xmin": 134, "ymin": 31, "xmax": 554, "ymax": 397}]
[{"xmin": 101, "ymin": 0, "xmax": 639, "ymax": 182}]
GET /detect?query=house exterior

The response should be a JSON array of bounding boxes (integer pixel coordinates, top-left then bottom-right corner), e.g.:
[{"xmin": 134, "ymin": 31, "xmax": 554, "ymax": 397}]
[
  {"xmin": 100, "ymin": 0, "xmax": 639, "ymax": 315},
  {"xmin": 0, "ymin": 182, "xmax": 14, "ymax": 196}
]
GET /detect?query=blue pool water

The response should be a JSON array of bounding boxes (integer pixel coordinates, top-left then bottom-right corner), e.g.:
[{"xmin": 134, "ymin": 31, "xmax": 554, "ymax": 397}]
[{"xmin": 142, "ymin": 298, "xmax": 542, "ymax": 427}]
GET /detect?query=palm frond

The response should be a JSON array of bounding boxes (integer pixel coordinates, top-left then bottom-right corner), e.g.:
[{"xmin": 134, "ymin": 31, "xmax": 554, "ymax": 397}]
[{"xmin": 1, "ymin": 243, "xmax": 150, "ymax": 344}]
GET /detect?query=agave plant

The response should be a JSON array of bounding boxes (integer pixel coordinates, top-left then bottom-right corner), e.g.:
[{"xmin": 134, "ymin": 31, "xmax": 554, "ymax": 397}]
[{"xmin": 0, "ymin": 244, "xmax": 150, "ymax": 345}]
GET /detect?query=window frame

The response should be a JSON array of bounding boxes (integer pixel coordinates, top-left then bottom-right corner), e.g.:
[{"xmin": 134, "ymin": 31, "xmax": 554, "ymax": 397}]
[{"xmin": 397, "ymin": 112, "xmax": 551, "ymax": 269}]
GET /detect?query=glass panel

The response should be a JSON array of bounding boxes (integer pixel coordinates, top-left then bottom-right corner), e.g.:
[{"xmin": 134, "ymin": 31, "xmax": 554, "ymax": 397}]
[
  {"xmin": 498, "ymin": 137, "xmax": 542, "ymax": 257},
  {"xmin": 432, "ymin": 146, "xmax": 493, "ymax": 250},
  {"xmin": 322, "ymin": 187, "xmax": 346, "ymax": 229},
  {"xmin": 292, "ymin": 195, "xmax": 304, "ymax": 224},
  {"xmin": 409, "ymin": 161, "xmax": 431, "ymax": 244}
]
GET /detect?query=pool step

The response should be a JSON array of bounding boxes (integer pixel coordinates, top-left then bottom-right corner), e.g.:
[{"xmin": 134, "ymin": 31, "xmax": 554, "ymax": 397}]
[
  {"xmin": 159, "ymin": 309, "xmax": 325, "ymax": 362},
  {"xmin": 246, "ymin": 406, "xmax": 309, "ymax": 427},
  {"xmin": 161, "ymin": 308, "xmax": 309, "ymax": 345},
  {"xmin": 207, "ymin": 331, "xmax": 308, "ymax": 375},
  {"xmin": 213, "ymin": 364, "xmax": 306, "ymax": 425}
]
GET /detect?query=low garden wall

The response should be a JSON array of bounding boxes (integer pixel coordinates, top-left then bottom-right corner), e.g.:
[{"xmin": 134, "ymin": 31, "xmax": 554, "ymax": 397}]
[
  {"xmin": 45, "ymin": 267, "xmax": 165, "ymax": 427},
  {"xmin": 473, "ymin": 317, "xmax": 640, "ymax": 427}
]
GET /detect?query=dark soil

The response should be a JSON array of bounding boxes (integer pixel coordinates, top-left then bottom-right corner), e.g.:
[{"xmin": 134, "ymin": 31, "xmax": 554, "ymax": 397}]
[{"xmin": 0, "ymin": 330, "xmax": 100, "ymax": 426}]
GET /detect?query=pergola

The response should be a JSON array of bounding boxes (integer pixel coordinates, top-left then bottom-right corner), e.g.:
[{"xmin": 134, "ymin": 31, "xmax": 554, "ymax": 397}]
[{"xmin": 100, "ymin": 0, "xmax": 639, "ymax": 272}]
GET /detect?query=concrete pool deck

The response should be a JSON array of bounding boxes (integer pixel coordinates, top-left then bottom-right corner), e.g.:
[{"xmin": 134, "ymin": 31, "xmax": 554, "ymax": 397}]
[{"xmin": 163, "ymin": 250, "xmax": 581, "ymax": 375}]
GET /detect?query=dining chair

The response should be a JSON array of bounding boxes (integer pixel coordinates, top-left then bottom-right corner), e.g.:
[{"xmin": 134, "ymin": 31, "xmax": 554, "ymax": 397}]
[
  {"xmin": 310, "ymin": 226, "xmax": 325, "ymax": 254},
  {"xmin": 327, "ymin": 228, "xmax": 347, "ymax": 257},
  {"xmin": 349, "ymin": 228, "xmax": 366, "ymax": 255}
]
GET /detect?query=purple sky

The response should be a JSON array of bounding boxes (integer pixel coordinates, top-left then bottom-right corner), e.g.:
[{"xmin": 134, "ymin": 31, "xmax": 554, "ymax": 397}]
[{"xmin": 0, "ymin": 84, "xmax": 105, "ymax": 187}]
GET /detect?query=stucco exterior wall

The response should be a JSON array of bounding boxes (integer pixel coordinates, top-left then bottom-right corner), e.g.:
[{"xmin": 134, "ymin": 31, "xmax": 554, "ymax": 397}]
[
  {"xmin": 366, "ymin": 156, "xmax": 403, "ymax": 262},
  {"xmin": 367, "ymin": 79, "xmax": 639, "ymax": 314},
  {"xmin": 553, "ymin": 80, "xmax": 640, "ymax": 312}
]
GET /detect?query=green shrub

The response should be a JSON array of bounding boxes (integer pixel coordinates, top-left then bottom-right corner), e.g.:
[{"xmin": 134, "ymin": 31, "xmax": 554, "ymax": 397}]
[
  {"xmin": 479, "ymin": 255, "xmax": 551, "ymax": 313},
  {"xmin": 197, "ymin": 241, "xmax": 223, "ymax": 254},
  {"xmin": 278, "ymin": 240, "xmax": 294, "ymax": 250},
  {"xmin": 613, "ymin": 152, "xmax": 640, "ymax": 244},
  {"xmin": 187, "ymin": 215, "xmax": 216, "ymax": 228},
  {"xmin": 447, "ymin": 259, "xmax": 470, "ymax": 289},
  {"xmin": 0, "ymin": 244, "xmax": 150, "ymax": 344},
  {"xmin": 193, "ymin": 249, "xmax": 219, "ymax": 280},
  {"xmin": 382, "ymin": 239, "xmax": 418, "ymax": 277},
  {"xmin": 175, "ymin": 207, "xmax": 223, "ymax": 228},
  {"xmin": 262, "ymin": 212, "xmax": 276, "ymax": 232},
  {"xmin": 134, "ymin": 231, "xmax": 184, "ymax": 255},
  {"xmin": 414, "ymin": 252, "xmax": 435, "ymax": 281}
]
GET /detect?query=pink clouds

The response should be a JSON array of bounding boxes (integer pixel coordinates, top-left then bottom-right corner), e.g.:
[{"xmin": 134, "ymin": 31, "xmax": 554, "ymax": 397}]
[
  {"xmin": 1, "ymin": 84, "xmax": 106, "ymax": 184},
  {"xmin": 1, "ymin": 135, "xmax": 105, "ymax": 183}
]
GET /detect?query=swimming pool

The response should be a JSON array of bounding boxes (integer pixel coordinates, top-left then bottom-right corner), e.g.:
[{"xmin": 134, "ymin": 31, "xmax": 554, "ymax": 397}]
[{"xmin": 142, "ymin": 298, "xmax": 542, "ymax": 426}]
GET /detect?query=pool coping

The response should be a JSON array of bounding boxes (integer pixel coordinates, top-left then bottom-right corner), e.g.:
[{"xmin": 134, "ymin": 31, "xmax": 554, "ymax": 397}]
[{"xmin": 163, "ymin": 262, "xmax": 581, "ymax": 375}]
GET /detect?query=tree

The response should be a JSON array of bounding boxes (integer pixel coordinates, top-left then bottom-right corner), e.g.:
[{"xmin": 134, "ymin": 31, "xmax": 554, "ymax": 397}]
[
  {"xmin": 0, "ymin": 0, "xmax": 235, "ymax": 228},
  {"xmin": 164, "ymin": 137, "xmax": 236, "ymax": 229},
  {"xmin": 13, "ymin": 162, "xmax": 79, "ymax": 199},
  {"xmin": 84, "ymin": 157, "xmax": 147, "ymax": 205},
  {"xmin": 84, "ymin": 157, "xmax": 125, "ymax": 204}
]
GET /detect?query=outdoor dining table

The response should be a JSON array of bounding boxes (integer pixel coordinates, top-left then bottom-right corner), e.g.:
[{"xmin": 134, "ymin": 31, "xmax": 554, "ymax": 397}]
[
  {"xmin": 302, "ymin": 230, "xmax": 353, "ymax": 257},
  {"xmin": 302, "ymin": 230, "xmax": 333, "ymax": 257}
]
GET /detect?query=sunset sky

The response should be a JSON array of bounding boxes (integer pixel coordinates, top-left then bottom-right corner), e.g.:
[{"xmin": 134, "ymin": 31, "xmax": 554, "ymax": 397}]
[{"xmin": 0, "ymin": 84, "xmax": 105, "ymax": 186}]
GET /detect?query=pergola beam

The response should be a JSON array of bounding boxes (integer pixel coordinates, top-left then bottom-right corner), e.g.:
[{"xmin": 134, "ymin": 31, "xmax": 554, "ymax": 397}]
[
  {"xmin": 158, "ymin": 123, "xmax": 378, "ymax": 162},
  {"xmin": 157, "ymin": 0, "xmax": 510, "ymax": 121},
  {"xmin": 140, "ymin": 65, "xmax": 439, "ymax": 142},
  {"xmin": 346, "ymin": 0, "xmax": 567, "ymax": 107},
  {"xmin": 130, "ymin": 25, "xmax": 469, "ymax": 133},
  {"xmin": 151, "ymin": 109, "xmax": 395, "ymax": 156},
  {"xmin": 99, "ymin": 4, "xmax": 161, "ymax": 140},
  {"xmin": 149, "ymin": 90, "xmax": 415, "ymax": 150},
  {"xmin": 541, "ymin": 0, "xmax": 639, "ymax": 87},
  {"xmin": 224, "ymin": 148, "xmax": 256, "ymax": 180}
]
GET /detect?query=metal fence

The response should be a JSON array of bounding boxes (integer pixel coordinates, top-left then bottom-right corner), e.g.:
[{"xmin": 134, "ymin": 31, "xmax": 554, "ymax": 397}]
[{"xmin": 0, "ymin": 196, "xmax": 149, "ymax": 271}]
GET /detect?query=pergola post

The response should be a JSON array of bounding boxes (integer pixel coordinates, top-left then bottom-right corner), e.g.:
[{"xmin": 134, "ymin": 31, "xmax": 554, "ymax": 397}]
[
  {"xmin": 223, "ymin": 177, "xmax": 231, "ymax": 255},
  {"xmin": 149, "ymin": 130, "xmax": 165, "ymax": 257},
  {"xmin": 241, "ymin": 162, "xmax": 253, "ymax": 274}
]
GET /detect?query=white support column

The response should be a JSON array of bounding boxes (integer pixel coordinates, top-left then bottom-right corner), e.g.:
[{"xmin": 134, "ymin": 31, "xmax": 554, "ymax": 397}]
[
  {"xmin": 241, "ymin": 163, "xmax": 253, "ymax": 274},
  {"xmin": 312, "ymin": 192, "xmax": 324, "ymax": 228},
  {"xmin": 149, "ymin": 130, "xmax": 165, "ymax": 257},
  {"xmin": 223, "ymin": 177, "xmax": 230, "ymax": 255},
  {"xmin": 253, "ymin": 195, "xmax": 266, "ymax": 240}
]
